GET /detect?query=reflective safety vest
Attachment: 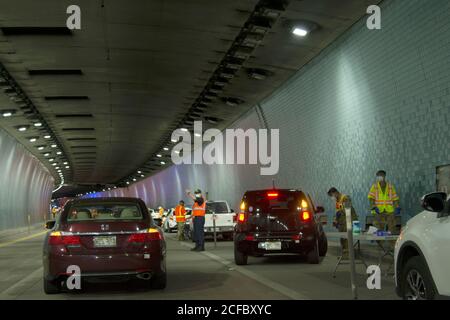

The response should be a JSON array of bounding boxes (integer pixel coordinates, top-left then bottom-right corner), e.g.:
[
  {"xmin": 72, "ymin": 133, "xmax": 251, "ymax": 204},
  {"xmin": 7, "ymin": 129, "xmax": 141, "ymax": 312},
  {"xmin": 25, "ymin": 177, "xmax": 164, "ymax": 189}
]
[
  {"xmin": 192, "ymin": 202, "xmax": 206, "ymax": 217},
  {"xmin": 335, "ymin": 194, "xmax": 350, "ymax": 213},
  {"xmin": 174, "ymin": 205, "xmax": 186, "ymax": 222},
  {"xmin": 368, "ymin": 182, "xmax": 399, "ymax": 214}
]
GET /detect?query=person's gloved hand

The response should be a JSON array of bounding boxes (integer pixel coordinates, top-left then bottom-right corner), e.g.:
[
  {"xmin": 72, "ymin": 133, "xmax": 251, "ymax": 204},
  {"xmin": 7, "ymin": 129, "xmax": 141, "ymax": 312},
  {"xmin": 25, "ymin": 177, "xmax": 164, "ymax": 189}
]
[
  {"xmin": 395, "ymin": 207, "xmax": 401, "ymax": 215},
  {"xmin": 373, "ymin": 207, "xmax": 380, "ymax": 214}
]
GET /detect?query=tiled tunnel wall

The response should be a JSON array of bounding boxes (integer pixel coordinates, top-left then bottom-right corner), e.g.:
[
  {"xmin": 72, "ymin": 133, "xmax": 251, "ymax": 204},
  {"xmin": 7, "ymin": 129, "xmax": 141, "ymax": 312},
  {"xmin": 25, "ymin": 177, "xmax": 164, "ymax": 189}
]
[
  {"xmin": 0, "ymin": 127, "xmax": 54, "ymax": 231},
  {"xmin": 95, "ymin": 0, "xmax": 450, "ymax": 225}
]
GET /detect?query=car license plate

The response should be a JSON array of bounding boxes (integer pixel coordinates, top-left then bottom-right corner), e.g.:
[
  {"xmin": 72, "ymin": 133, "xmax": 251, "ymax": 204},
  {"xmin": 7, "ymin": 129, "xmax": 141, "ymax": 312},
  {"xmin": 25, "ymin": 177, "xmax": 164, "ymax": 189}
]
[
  {"xmin": 259, "ymin": 241, "xmax": 282, "ymax": 250},
  {"xmin": 93, "ymin": 236, "xmax": 116, "ymax": 248}
]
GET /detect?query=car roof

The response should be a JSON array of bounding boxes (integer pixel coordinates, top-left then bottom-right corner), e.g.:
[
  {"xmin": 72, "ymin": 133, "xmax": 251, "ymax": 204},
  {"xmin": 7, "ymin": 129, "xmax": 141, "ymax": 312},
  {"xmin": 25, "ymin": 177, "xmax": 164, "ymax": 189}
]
[
  {"xmin": 244, "ymin": 189, "xmax": 302, "ymax": 194},
  {"xmin": 66, "ymin": 197, "xmax": 143, "ymax": 206}
]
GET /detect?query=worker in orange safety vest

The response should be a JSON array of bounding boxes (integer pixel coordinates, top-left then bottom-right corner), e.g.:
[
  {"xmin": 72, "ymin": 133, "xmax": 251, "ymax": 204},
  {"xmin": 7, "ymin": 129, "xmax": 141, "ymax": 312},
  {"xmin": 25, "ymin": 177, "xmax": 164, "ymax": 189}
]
[
  {"xmin": 187, "ymin": 189, "xmax": 206, "ymax": 252},
  {"xmin": 174, "ymin": 200, "xmax": 187, "ymax": 241}
]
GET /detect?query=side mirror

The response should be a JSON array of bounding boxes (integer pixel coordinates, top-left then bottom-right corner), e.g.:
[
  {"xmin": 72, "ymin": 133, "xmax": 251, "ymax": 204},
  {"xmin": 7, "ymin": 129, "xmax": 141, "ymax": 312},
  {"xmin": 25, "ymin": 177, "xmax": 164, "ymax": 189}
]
[
  {"xmin": 230, "ymin": 209, "xmax": 235, "ymax": 213},
  {"xmin": 45, "ymin": 220, "xmax": 56, "ymax": 229},
  {"xmin": 421, "ymin": 192, "xmax": 447, "ymax": 213},
  {"xmin": 316, "ymin": 206, "xmax": 325, "ymax": 214}
]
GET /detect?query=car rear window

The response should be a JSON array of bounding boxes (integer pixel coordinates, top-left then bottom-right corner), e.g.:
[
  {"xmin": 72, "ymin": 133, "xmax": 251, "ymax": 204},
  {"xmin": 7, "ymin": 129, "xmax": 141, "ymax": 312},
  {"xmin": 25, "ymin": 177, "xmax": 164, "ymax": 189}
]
[
  {"xmin": 243, "ymin": 191, "xmax": 303, "ymax": 213},
  {"xmin": 66, "ymin": 203, "xmax": 143, "ymax": 222},
  {"xmin": 206, "ymin": 202, "xmax": 229, "ymax": 213}
]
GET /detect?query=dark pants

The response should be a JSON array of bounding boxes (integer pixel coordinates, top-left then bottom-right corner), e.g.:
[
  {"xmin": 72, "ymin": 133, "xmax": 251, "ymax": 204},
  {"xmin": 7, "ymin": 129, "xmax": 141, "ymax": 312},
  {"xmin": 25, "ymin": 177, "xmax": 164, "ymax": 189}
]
[{"xmin": 193, "ymin": 216, "xmax": 205, "ymax": 249}]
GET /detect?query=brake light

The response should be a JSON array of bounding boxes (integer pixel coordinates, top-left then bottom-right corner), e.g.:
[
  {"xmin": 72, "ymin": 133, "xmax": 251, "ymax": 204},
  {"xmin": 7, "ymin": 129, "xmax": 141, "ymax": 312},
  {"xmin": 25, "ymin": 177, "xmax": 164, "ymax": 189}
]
[
  {"xmin": 267, "ymin": 192, "xmax": 278, "ymax": 198},
  {"xmin": 244, "ymin": 234, "xmax": 254, "ymax": 241},
  {"xmin": 300, "ymin": 211, "xmax": 312, "ymax": 222},
  {"xmin": 128, "ymin": 228, "xmax": 162, "ymax": 243},
  {"xmin": 233, "ymin": 214, "xmax": 237, "ymax": 222},
  {"xmin": 48, "ymin": 232, "xmax": 81, "ymax": 245},
  {"xmin": 238, "ymin": 213, "xmax": 246, "ymax": 223},
  {"xmin": 292, "ymin": 234, "xmax": 302, "ymax": 241}
]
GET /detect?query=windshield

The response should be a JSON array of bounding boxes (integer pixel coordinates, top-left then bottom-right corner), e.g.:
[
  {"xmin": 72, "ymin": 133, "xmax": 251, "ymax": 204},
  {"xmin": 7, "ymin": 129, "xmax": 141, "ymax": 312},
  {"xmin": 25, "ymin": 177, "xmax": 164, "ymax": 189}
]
[
  {"xmin": 244, "ymin": 191, "xmax": 304, "ymax": 213},
  {"xmin": 206, "ymin": 202, "xmax": 229, "ymax": 213},
  {"xmin": 66, "ymin": 203, "xmax": 143, "ymax": 222}
]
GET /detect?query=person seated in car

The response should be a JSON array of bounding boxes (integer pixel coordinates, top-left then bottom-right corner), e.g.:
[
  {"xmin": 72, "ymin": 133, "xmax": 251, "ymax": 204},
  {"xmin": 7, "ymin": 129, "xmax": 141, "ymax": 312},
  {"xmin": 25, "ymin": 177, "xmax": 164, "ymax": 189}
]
[{"xmin": 90, "ymin": 208, "xmax": 99, "ymax": 219}]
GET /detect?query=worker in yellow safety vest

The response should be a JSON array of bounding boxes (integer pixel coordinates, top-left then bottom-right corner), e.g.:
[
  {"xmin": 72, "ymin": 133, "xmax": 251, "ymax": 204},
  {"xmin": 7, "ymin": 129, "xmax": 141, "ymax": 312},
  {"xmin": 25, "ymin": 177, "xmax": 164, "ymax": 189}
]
[
  {"xmin": 187, "ymin": 189, "xmax": 206, "ymax": 252},
  {"xmin": 368, "ymin": 170, "xmax": 401, "ymax": 235},
  {"xmin": 174, "ymin": 200, "xmax": 187, "ymax": 241},
  {"xmin": 328, "ymin": 187, "xmax": 358, "ymax": 259}
]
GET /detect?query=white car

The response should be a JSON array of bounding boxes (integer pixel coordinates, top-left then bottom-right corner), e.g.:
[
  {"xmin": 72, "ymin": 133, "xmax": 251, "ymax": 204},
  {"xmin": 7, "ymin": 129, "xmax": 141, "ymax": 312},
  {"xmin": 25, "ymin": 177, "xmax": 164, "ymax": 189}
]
[
  {"xmin": 188, "ymin": 200, "xmax": 236, "ymax": 241},
  {"xmin": 394, "ymin": 192, "xmax": 450, "ymax": 299},
  {"xmin": 149, "ymin": 208, "xmax": 163, "ymax": 227},
  {"xmin": 162, "ymin": 208, "xmax": 178, "ymax": 232}
]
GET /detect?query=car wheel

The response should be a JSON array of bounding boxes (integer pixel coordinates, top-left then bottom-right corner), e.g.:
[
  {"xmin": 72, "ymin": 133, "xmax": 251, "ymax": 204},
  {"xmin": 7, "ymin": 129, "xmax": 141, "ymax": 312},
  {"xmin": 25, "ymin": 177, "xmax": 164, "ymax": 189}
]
[
  {"xmin": 43, "ymin": 278, "xmax": 61, "ymax": 294},
  {"xmin": 401, "ymin": 256, "xmax": 437, "ymax": 300},
  {"xmin": 307, "ymin": 238, "xmax": 320, "ymax": 264},
  {"xmin": 234, "ymin": 244, "xmax": 248, "ymax": 265},
  {"xmin": 149, "ymin": 271, "xmax": 167, "ymax": 290},
  {"xmin": 319, "ymin": 235, "xmax": 328, "ymax": 257}
]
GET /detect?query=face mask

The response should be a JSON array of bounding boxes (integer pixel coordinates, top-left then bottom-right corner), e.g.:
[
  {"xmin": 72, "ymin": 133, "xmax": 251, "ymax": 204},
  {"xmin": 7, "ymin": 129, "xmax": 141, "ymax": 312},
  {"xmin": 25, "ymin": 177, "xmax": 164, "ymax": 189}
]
[
  {"xmin": 195, "ymin": 194, "xmax": 201, "ymax": 198},
  {"xmin": 330, "ymin": 196, "xmax": 336, "ymax": 202},
  {"xmin": 376, "ymin": 176, "xmax": 385, "ymax": 182}
]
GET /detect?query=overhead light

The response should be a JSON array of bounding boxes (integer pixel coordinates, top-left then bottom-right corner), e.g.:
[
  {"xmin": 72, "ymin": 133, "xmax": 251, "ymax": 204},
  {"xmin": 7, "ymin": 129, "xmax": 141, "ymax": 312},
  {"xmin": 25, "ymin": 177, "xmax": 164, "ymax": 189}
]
[
  {"xmin": 18, "ymin": 126, "xmax": 28, "ymax": 132},
  {"xmin": 56, "ymin": 151, "xmax": 62, "ymax": 155},
  {"xmin": 132, "ymin": 178, "xmax": 137, "ymax": 182},
  {"xmin": 137, "ymin": 170, "xmax": 142, "ymax": 174},
  {"xmin": 194, "ymin": 133, "xmax": 201, "ymax": 137},
  {"xmin": 49, "ymin": 158, "xmax": 54, "ymax": 162},
  {"xmin": 29, "ymin": 137, "xmax": 37, "ymax": 143},
  {"xmin": 63, "ymin": 162, "xmax": 68, "ymax": 165},
  {"xmin": 1, "ymin": 110, "xmax": 15, "ymax": 117},
  {"xmin": 140, "ymin": 174, "xmax": 144, "ymax": 178},
  {"xmin": 171, "ymin": 138, "xmax": 178, "ymax": 143},
  {"xmin": 292, "ymin": 27, "xmax": 308, "ymax": 37},
  {"xmin": 156, "ymin": 154, "xmax": 162, "ymax": 158},
  {"xmin": 52, "ymin": 163, "xmax": 57, "ymax": 166},
  {"xmin": 160, "ymin": 161, "xmax": 166, "ymax": 165},
  {"xmin": 51, "ymin": 144, "xmax": 57, "ymax": 148},
  {"xmin": 55, "ymin": 167, "xmax": 60, "ymax": 170},
  {"xmin": 65, "ymin": 166, "xmax": 70, "ymax": 169},
  {"xmin": 44, "ymin": 135, "xmax": 51, "ymax": 139},
  {"xmin": 37, "ymin": 146, "xmax": 45, "ymax": 151},
  {"xmin": 174, "ymin": 150, "xmax": 180, "ymax": 154},
  {"xmin": 33, "ymin": 122, "xmax": 43, "ymax": 127},
  {"xmin": 180, "ymin": 128, "xmax": 188, "ymax": 132},
  {"xmin": 44, "ymin": 153, "xmax": 50, "ymax": 157},
  {"xmin": 163, "ymin": 147, "xmax": 169, "ymax": 151}
]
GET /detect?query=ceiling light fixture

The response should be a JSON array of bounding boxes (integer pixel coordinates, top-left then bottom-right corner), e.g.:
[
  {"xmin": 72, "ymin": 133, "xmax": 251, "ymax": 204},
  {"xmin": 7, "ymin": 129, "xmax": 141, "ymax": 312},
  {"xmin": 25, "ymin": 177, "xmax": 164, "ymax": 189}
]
[
  {"xmin": 33, "ymin": 122, "xmax": 43, "ymax": 127},
  {"xmin": 18, "ymin": 126, "xmax": 28, "ymax": 132},
  {"xmin": 29, "ymin": 137, "xmax": 37, "ymax": 143},
  {"xmin": 292, "ymin": 27, "xmax": 308, "ymax": 37}
]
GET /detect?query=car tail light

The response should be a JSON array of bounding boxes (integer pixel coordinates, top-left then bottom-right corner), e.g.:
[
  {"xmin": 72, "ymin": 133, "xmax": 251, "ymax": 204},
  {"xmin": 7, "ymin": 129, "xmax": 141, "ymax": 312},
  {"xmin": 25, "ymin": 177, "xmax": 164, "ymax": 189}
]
[
  {"xmin": 238, "ymin": 213, "xmax": 246, "ymax": 223},
  {"xmin": 128, "ymin": 228, "xmax": 162, "ymax": 243},
  {"xmin": 244, "ymin": 234, "xmax": 254, "ymax": 241},
  {"xmin": 232, "ymin": 213, "xmax": 237, "ymax": 222},
  {"xmin": 299, "ymin": 211, "xmax": 312, "ymax": 222},
  {"xmin": 267, "ymin": 192, "xmax": 278, "ymax": 198},
  {"xmin": 292, "ymin": 234, "xmax": 302, "ymax": 241},
  {"xmin": 48, "ymin": 232, "xmax": 81, "ymax": 245}
]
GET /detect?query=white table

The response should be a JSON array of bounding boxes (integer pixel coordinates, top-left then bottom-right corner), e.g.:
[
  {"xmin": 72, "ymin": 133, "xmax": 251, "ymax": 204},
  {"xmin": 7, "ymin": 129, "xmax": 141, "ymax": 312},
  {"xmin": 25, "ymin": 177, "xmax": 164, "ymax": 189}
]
[{"xmin": 326, "ymin": 232, "xmax": 399, "ymax": 277}]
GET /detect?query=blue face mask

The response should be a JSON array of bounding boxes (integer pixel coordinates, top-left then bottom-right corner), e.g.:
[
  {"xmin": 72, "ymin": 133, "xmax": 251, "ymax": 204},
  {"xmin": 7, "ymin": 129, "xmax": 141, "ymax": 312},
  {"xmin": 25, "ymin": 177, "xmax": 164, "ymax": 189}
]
[{"xmin": 195, "ymin": 193, "xmax": 201, "ymax": 198}]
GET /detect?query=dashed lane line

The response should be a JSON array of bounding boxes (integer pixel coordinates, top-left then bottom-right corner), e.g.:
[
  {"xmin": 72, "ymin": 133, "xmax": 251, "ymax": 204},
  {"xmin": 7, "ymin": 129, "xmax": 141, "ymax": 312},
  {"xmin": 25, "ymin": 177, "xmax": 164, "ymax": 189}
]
[
  {"xmin": 0, "ymin": 231, "xmax": 47, "ymax": 249},
  {"xmin": 176, "ymin": 239, "xmax": 310, "ymax": 300}
]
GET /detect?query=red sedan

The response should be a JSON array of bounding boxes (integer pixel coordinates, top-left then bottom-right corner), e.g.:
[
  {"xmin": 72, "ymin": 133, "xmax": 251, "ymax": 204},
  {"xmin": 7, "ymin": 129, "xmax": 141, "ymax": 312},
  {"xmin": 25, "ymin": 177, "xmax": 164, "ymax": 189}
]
[{"xmin": 42, "ymin": 197, "xmax": 166, "ymax": 294}]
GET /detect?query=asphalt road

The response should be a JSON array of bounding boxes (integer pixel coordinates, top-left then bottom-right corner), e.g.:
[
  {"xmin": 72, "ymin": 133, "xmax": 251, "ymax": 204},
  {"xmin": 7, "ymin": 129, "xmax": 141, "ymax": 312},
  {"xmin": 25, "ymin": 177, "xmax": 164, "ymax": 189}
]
[{"xmin": 0, "ymin": 230, "xmax": 399, "ymax": 300}]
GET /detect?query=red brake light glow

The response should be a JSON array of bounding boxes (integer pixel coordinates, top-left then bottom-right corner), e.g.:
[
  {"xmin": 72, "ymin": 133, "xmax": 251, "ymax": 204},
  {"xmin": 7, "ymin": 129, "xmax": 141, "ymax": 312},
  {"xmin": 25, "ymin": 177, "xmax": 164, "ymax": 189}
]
[
  {"xmin": 128, "ymin": 229, "xmax": 162, "ymax": 243},
  {"xmin": 300, "ymin": 211, "xmax": 311, "ymax": 222},
  {"xmin": 48, "ymin": 232, "xmax": 81, "ymax": 246},
  {"xmin": 238, "ymin": 213, "xmax": 246, "ymax": 223},
  {"xmin": 267, "ymin": 192, "xmax": 278, "ymax": 198}
]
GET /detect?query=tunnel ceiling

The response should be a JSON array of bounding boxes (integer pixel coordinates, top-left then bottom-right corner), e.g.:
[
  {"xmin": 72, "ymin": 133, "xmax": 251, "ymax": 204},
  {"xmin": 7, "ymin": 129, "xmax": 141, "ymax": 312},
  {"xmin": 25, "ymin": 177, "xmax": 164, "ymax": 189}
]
[{"xmin": 0, "ymin": 0, "xmax": 380, "ymax": 197}]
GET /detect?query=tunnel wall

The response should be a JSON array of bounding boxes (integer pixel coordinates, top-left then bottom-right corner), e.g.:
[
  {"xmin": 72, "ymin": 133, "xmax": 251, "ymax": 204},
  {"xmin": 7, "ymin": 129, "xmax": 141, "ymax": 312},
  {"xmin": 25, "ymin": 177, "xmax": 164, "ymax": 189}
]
[
  {"xmin": 0, "ymin": 127, "xmax": 54, "ymax": 231},
  {"xmin": 96, "ymin": 0, "xmax": 450, "ymax": 224}
]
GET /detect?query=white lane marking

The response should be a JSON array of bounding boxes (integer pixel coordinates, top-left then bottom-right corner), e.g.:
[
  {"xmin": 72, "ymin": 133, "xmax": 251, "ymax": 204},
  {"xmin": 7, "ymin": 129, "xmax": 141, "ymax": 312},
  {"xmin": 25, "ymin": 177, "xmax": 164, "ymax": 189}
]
[
  {"xmin": 0, "ymin": 267, "xmax": 43, "ymax": 299},
  {"xmin": 177, "ymin": 240, "xmax": 310, "ymax": 300}
]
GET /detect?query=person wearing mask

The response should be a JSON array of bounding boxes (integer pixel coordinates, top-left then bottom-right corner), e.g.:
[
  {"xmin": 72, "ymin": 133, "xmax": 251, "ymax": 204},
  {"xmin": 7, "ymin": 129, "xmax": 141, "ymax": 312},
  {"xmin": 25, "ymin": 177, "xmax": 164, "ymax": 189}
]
[
  {"xmin": 328, "ymin": 187, "xmax": 358, "ymax": 259},
  {"xmin": 187, "ymin": 189, "xmax": 206, "ymax": 252},
  {"xmin": 174, "ymin": 200, "xmax": 187, "ymax": 241},
  {"xmin": 368, "ymin": 170, "xmax": 400, "ymax": 235}
]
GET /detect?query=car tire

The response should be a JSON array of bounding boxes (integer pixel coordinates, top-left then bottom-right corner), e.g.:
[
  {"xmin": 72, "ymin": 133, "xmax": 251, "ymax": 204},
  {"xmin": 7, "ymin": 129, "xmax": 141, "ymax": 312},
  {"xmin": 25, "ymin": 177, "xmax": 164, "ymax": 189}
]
[
  {"xmin": 319, "ymin": 235, "xmax": 328, "ymax": 257},
  {"xmin": 150, "ymin": 271, "xmax": 167, "ymax": 290},
  {"xmin": 43, "ymin": 278, "xmax": 61, "ymax": 294},
  {"xmin": 307, "ymin": 238, "xmax": 320, "ymax": 264},
  {"xmin": 234, "ymin": 244, "xmax": 248, "ymax": 265},
  {"xmin": 400, "ymin": 256, "xmax": 437, "ymax": 300}
]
